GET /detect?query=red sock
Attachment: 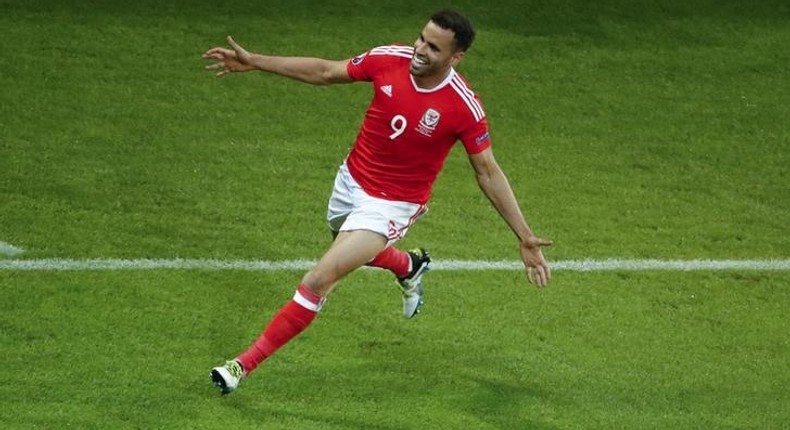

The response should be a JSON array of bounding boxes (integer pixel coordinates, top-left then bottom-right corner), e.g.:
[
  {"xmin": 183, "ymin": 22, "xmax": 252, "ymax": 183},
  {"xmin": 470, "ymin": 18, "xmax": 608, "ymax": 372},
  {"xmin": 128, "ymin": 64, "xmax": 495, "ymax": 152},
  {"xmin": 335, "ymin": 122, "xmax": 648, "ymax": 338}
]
[
  {"xmin": 236, "ymin": 284, "xmax": 325, "ymax": 374},
  {"xmin": 366, "ymin": 246, "xmax": 411, "ymax": 278}
]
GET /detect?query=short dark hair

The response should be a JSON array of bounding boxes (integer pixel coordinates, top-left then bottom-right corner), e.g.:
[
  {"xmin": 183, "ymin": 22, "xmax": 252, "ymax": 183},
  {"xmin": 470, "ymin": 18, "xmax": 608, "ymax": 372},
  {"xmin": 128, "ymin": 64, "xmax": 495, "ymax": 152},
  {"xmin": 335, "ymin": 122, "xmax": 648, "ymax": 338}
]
[{"xmin": 430, "ymin": 9, "xmax": 475, "ymax": 52}]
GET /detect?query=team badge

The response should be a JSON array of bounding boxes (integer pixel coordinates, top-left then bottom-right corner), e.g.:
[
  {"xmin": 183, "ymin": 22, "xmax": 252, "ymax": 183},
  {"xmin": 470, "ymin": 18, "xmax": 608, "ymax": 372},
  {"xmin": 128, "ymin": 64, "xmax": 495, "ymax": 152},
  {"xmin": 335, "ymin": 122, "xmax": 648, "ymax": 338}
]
[{"xmin": 416, "ymin": 108, "xmax": 440, "ymax": 137}]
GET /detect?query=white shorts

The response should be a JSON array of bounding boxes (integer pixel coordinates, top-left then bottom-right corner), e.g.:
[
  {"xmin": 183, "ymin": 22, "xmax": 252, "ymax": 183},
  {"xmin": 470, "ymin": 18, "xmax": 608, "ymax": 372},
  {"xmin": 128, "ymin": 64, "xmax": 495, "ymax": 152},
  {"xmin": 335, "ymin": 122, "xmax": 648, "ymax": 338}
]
[{"xmin": 326, "ymin": 163, "xmax": 427, "ymax": 246}]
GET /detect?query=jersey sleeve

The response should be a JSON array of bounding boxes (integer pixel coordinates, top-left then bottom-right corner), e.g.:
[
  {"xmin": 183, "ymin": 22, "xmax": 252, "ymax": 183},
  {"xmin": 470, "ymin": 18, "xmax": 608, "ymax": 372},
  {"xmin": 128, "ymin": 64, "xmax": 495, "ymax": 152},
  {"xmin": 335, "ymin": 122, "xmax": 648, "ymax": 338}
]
[
  {"xmin": 346, "ymin": 51, "xmax": 373, "ymax": 82},
  {"xmin": 347, "ymin": 48, "xmax": 390, "ymax": 82},
  {"xmin": 458, "ymin": 103, "xmax": 491, "ymax": 154},
  {"xmin": 347, "ymin": 45, "xmax": 411, "ymax": 82}
]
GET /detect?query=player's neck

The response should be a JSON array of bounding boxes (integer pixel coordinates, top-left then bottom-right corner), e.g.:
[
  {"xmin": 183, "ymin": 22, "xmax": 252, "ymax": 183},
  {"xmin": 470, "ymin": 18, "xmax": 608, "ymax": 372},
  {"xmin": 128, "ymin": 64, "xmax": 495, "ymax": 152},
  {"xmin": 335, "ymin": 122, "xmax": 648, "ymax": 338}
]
[{"xmin": 412, "ymin": 67, "xmax": 454, "ymax": 90}]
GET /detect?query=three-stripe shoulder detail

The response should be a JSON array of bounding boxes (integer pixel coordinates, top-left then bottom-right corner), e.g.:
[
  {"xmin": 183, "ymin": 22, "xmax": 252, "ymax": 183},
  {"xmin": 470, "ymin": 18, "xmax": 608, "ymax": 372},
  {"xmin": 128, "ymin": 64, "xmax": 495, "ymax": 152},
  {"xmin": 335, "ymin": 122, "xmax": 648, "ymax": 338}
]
[
  {"xmin": 449, "ymin": 75, "xmax": 485, "ymax": 122},
  {"xmin": 369, "ymin": 45, "xmax": 414, "ymax": 59}
]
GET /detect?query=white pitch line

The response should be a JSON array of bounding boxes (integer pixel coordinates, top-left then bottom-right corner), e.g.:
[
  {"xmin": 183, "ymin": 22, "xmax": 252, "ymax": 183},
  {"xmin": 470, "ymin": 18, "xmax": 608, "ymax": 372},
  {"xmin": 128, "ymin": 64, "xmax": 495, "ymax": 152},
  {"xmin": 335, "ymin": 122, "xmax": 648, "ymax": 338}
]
[
  {"xmin": 0, "ymin": 241, "xmax": 25, "ymax": 257},
  {"xmin": 0, "ymin": 258, "xmax": 789, "ymax": 271}
]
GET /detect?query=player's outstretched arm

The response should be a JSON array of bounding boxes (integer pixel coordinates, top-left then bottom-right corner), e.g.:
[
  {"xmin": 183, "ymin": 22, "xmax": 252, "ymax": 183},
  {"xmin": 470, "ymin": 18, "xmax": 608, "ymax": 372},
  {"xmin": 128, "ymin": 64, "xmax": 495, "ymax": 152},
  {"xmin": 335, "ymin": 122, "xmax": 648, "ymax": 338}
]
[
  {"xmin": 468, "ymin": 148, "xmax": 553, "ymax": 287},
  {"xmin": 202, "ymin": 36, "xmax": 353, "ymax": 85}
]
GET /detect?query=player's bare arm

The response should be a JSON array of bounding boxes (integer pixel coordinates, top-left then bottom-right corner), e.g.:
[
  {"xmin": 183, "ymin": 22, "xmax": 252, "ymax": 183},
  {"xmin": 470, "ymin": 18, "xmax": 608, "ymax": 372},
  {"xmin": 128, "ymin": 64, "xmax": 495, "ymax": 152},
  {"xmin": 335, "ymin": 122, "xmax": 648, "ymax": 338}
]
[
  {"xmin": 468, "ymin": 148, "xmax": 553, "ymax": 287},
  {"xmin": 202, "ymin": 36, "xmax": 353, "ymax": 85}
]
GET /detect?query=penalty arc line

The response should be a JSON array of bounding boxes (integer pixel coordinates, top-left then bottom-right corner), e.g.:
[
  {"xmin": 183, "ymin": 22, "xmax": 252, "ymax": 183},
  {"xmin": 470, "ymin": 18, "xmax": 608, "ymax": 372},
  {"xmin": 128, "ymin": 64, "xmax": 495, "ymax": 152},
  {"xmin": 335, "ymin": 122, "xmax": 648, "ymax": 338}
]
[{"xmin": 0, "ymin": 258, "xmax": 789, "ymax": 271}]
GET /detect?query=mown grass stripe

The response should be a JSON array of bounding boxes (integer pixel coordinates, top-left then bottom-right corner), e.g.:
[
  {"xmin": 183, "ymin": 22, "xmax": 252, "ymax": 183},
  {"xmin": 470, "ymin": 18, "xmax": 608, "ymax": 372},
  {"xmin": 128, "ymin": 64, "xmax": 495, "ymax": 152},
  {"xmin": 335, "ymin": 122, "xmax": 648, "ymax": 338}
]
[{"xmin": 1, "ymin": 258, "xmax": 788, "ymax": 271}]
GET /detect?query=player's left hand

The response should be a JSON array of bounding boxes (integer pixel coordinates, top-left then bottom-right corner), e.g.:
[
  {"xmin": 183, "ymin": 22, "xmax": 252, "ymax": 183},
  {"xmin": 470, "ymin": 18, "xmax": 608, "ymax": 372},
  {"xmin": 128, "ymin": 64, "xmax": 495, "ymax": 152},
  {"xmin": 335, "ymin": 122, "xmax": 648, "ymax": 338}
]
[
  {"xmin": 202, "ymin": 36, "xmax": 255, "ymax": 77},
  {"xmin": 520, "ymin": 236, "xmax": 553, "ymax": 288}
]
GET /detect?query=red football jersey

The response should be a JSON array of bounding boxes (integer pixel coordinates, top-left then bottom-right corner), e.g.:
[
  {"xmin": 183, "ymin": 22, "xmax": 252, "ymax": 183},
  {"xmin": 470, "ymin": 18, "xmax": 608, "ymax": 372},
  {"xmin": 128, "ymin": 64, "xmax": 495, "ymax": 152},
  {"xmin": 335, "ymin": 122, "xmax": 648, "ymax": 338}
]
[{"xmin": 345, "ymin": 44, "xmax": 491, "ymax": 204}]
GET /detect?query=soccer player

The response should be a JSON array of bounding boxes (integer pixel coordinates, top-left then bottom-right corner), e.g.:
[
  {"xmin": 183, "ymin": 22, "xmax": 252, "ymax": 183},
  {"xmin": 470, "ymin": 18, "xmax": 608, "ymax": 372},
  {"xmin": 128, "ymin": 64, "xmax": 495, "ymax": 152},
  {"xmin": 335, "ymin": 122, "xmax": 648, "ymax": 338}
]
[{"xmin": 203, "ymin": 9, "xmax": 552, "ymax": 394}]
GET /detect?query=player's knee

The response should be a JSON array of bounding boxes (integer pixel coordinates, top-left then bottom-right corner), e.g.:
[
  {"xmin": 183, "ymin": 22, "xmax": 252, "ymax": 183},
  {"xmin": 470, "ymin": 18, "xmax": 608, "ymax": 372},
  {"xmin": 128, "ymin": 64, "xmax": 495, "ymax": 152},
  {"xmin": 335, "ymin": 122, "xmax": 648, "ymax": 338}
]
[{"xmin": 301, "ymin": 269, "xmax": 337, "ymax": 294}]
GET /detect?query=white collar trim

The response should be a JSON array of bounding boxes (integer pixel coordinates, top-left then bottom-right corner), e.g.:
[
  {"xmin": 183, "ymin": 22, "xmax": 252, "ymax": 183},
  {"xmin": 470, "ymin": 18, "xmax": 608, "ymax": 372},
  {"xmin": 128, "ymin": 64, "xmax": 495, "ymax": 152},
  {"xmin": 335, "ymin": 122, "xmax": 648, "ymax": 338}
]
[{"xmin": 410, "ymin": 68, "xmax": 457, "ymax": 93}]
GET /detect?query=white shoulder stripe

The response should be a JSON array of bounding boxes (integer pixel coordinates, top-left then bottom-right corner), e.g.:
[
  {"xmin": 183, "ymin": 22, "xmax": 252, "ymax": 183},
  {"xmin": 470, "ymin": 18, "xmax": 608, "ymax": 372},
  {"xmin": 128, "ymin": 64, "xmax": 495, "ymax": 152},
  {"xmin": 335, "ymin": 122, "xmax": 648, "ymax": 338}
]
[
  {"xmin": 370, "ymin": 44, "xmax": 413, "ymax": 53},
  {"xmin": 370, "ymin": 45, "xmax": 415, "ymax": 58},
  {"xmin": 449, "ymin": 76, "xmax": 485, "ymax": 122}
]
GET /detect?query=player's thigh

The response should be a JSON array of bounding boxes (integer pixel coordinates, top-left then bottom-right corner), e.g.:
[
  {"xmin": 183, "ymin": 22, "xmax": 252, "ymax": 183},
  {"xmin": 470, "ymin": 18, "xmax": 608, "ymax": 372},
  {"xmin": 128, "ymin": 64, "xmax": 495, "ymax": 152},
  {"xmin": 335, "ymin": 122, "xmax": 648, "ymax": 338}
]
[
  {"xmin": 326, "ymin": 165, "xmax": 356, "ymax": 232},
  {"xmin": 341, "ymin": 196, "xmax": 427, "ymax": 246},
  {"xmin": 304, "ymin": 230, "xmax": 387, "ymax": 294}
]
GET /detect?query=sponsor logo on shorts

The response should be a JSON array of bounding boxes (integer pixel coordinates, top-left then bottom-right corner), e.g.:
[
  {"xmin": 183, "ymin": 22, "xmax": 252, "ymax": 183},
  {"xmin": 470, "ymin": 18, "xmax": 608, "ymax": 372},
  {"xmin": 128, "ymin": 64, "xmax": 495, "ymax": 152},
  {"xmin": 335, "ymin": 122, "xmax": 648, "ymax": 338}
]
[{"xmin": 475, "ymin": 131, "xmax": 490, "ymax": 145}]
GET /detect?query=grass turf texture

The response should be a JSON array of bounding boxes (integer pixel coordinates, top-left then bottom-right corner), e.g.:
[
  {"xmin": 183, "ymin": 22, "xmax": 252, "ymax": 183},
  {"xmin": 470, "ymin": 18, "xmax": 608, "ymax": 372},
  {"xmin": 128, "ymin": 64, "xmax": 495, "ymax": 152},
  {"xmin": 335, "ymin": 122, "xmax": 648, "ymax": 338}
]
[
  {"xmin": 1, "ymin": 0, "xmax": 789, "ymax": 428},
  {"xmin": 3, "ymin": 270, "xmax": 789, "ymax": 428}
]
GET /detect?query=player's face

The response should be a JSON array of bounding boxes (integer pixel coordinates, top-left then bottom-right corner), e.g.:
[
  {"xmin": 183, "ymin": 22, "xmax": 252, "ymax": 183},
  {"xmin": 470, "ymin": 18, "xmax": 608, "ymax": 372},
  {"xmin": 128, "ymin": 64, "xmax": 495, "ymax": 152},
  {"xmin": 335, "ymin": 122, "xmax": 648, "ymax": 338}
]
[{"xmin": 410, "ymin": 21, "xmax": 465, "ymax": 80}]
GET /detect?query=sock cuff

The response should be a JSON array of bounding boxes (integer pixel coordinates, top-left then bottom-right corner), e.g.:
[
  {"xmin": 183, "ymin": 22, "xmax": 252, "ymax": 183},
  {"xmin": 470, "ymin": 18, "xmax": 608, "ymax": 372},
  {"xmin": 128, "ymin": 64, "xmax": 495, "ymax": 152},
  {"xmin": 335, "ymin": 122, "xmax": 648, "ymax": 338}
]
[{"xmin": 293, "ymin": 284, "xmax": 326, "ymax": 312}]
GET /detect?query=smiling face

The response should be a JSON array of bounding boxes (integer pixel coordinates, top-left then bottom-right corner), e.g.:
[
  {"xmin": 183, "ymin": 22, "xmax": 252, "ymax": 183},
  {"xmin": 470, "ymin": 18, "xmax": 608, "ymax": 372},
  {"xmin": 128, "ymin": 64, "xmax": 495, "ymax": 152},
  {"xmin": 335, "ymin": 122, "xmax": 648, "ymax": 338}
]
[{"xmin": 410, "ymin": 20, "xmax": 466, "ymax": 88}]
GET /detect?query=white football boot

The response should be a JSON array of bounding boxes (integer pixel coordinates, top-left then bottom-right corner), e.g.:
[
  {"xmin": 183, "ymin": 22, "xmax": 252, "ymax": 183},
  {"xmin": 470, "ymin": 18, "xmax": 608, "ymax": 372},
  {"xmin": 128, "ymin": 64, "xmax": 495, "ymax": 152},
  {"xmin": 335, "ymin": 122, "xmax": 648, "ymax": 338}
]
[
  {"xmin": 397, "ymin": 248, "xmax": 431, "ymax": 318},
  {"xmin": 210, "ymin": 359, "xmax": 244, "ymax": 394}
]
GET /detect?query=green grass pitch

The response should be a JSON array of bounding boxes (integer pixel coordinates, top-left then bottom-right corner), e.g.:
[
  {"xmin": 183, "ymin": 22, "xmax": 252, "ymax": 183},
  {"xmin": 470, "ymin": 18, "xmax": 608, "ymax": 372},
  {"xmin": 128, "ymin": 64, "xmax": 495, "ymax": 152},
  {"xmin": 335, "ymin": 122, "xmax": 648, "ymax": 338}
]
[{"xmin": 1, "ymin": 0, "xmax": 789, "ymax": 428}]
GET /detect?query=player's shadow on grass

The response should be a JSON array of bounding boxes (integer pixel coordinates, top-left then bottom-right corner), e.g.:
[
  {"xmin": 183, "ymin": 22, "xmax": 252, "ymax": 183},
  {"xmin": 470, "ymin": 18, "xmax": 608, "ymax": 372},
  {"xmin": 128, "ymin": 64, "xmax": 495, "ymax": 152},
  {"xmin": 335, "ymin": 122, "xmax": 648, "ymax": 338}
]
[
  {"xmin": 197, "ymin": 370, "xmax": 557, "ymax": 429},
  {"xmin": 461, "ymin": 376, "xmax": 560, "ymax": 430},
  {"xmin": 232, "ymin": 400, "xmax": 409, "ymax": 430}
]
